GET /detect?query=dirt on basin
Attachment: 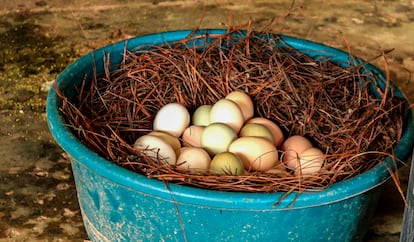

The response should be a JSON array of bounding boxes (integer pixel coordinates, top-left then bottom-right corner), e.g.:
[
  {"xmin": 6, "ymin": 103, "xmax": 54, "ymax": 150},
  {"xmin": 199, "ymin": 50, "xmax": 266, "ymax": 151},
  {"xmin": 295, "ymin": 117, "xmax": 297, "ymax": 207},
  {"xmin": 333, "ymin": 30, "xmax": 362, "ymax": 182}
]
[{"xmin": 0, "ymin": 0, "xmax": 413, "ymax": 241}]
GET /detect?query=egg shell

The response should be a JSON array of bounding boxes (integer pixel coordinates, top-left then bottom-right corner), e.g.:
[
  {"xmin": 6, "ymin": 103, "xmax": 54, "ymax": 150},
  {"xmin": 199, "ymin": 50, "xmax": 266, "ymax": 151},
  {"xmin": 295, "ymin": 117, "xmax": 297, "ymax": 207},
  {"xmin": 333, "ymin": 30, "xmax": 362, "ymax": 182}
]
[
  {"xmin": 281, "ymin": 135, "xmax": 313, "ymax": 169},
  {"xmin": 201, "ymin": 123, "xmax": 237, "ymax": 155},
  {"xmin": 153, "ymin": 103, "xmax": 190, "ymax": 137},
  {"xmin": 134, "ymin": 135, "xmax": 176, "ymax": 165},
  {"xmin": 192, "ymin": 105, "xmax": 212, "ymax": 126},
  {"xmin": 239, "ymin": 123, "xmax": 274, "ymax": 144},
  {"xmin": 182, "ymin": 125, "xmax": 204, "ymax": 147},
  {"xmin": 209, "ymin": 99, "xmax": 244, "ymax": 133},
  {"xmin": 210, "ymin": 152, "xmax": 245, "ymax": 175},
  {"xmin": 295, "ymin": 147, "xmax": 325, "ymax": 176},
  {"xmin": 148, "ymin": 131, "xmax": 181, "ymax": 156},
  {"xmin": 176, "ymin": 147, "xmax": 211, "ymax": 173},
  {"xmin": 225, "ymin": 91, "xmax": 254, "ymax": 121},
  {"xmin": 246, "ymin": 117, "xmax": 284, "ymax": 147},
  {"xmin": 228, "ymin": 136, "xmax": 279, "ymax": 171}
]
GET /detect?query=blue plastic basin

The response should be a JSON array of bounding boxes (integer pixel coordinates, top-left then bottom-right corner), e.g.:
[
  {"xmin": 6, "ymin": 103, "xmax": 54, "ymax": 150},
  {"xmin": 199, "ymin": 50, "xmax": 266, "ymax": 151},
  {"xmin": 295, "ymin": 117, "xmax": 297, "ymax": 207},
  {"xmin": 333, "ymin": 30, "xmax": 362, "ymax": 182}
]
[{"xmin": 46, "ymin": 29, "xmax": 414, "ymax": 242}]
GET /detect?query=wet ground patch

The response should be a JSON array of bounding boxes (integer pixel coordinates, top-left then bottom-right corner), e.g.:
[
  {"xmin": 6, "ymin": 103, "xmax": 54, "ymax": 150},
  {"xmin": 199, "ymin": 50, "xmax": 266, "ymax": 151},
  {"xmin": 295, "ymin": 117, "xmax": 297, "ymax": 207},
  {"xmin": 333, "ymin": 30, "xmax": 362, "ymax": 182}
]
[
  {"xmin": 0, "ymin": 14, "xmax": 77, "ymax": 77},
  {"xmin": 0, "ymin": 12, "xmax": 79, "ymax": 112}
]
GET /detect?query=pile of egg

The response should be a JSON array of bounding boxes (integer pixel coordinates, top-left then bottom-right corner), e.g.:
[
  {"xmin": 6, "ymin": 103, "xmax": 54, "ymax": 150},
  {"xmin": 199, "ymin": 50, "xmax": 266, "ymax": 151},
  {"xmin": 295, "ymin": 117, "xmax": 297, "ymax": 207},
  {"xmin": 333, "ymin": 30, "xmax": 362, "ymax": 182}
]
[{"xmin": 134, "ymin": 91, "xmax": 325, "ymax": 176}]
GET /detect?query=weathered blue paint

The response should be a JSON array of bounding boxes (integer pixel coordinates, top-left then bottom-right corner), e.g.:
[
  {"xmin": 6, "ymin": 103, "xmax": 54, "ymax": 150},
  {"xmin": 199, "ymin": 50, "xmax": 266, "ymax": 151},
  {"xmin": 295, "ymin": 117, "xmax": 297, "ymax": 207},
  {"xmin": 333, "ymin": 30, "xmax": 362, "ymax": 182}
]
[{"xmin": 46, "ymin": 29, "xmax": 414, "ymax": 242}]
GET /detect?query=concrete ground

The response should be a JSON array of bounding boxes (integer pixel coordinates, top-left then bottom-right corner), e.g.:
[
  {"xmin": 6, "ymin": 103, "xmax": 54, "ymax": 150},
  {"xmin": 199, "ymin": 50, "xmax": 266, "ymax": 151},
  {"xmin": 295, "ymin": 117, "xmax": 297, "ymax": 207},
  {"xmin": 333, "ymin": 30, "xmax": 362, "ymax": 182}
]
[{"xmin": 0, "ymin": 0, "xmax": 413, "ymax": 241}]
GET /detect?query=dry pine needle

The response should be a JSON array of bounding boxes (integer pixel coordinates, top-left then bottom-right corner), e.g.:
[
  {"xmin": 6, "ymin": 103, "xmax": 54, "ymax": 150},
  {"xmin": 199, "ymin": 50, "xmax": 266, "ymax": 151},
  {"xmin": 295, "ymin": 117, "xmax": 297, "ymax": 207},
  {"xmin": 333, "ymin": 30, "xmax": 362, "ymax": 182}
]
[{"xmin": 57, "ymin": 28, "xmax": 407, "ymax": 193}]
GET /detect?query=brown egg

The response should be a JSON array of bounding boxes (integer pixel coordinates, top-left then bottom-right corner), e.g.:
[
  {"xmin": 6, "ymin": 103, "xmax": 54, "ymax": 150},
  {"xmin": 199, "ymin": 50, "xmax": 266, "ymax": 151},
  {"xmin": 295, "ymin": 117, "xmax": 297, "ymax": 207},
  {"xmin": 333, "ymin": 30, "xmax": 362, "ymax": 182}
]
[
  {"xmin": 176, "ymin": 147, "xmax": 211, "ymax": 173},
  {"xmin": 281, "ymin": 135, "xmax": 313, "ymax": 170},
  {"xmin": 225, "ymin": 91, "xmax": 254, "ymax": 121},
  {"xmin": 265, "ymin": 166, "xmax": 292, "ymax": 177},
  {"xmin": 295, "ymin": 147, "xmax": 325, "ymax": 176},
  {"xmin": 245, "ymin": 117, "xmax": 284, "ymax": 147},
  {"xmin": 182, "ymin": 125, "xmax": 204, "ymax": 148}
]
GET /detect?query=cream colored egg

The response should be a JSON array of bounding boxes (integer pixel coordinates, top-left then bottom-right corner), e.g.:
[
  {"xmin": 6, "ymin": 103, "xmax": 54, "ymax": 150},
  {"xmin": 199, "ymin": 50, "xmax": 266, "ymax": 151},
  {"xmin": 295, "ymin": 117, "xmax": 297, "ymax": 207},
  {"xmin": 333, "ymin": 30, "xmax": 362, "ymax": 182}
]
[
  {"xmin": 209, "ymin": 152, "xmax": 245, "ymax": 175},
  {"xmin": 246, "ymin": 117, "xmax": 284, "ymax": 147},
  {"xmin": 182, "ymin": 125, "xmax": 204, "ymax": 147},
  {"xmin": 295, "ymin": 147, "xmax": 325, "ymax": 176},
  {"xmin": 148, "ymin": 131, "xmax": 181, "ymax": 156},
  {"xmin": 192, "ymin": 105, "xmax": 211, "ymax": 126},
  {"xmin": 134, "ymin": 135, "xmax": 176, "ymax": 165},
  {"xmin": 201, "ymin": 123, "xmax": 237, "ymax": 155},
  {"xmin": 228, "ymin": 137, "xmax": 279, "ymax": 171},
  {"xmin": 281, "ymin": 135, "xmax": 313, "ymax": 170},
  {"xmin": 153, "ymin": 103, "xmax": 190, "ymax": 137},
  {"xmin": 209, "ymin": 99, "xmax": 244, "ymax": 133},
  {"xmin": 239, "ymin": 123, "xmax": 274, "ymax": 143},
  {"xmin": 225, "ymin": 91, "xmax": 254, "ymax": 121},
  {"xmin": 176, "ymin": 147, "xmax": 211, "ymax": 173}
]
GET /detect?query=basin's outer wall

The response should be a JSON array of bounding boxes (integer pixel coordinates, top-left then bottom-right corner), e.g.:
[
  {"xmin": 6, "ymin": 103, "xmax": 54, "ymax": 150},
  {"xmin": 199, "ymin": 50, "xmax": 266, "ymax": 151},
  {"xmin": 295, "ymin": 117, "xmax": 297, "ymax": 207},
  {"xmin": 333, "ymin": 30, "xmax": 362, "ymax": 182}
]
[{"xmin": 72, "ymin": 158, "xmax": 380, "ymax": 242}]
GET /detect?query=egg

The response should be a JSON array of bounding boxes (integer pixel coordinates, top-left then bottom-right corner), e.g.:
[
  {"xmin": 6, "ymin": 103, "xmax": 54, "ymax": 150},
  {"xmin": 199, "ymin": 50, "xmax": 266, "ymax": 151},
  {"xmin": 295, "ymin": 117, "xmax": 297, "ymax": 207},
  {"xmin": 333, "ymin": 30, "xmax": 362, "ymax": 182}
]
[
  {"xmin": 295, "ymin": 147, "xmax": 325, "ymax": 176},
  {"xmin": 153, "ymin": 103, "xmax": 190, "ymax": 137},
  {"xmin": 209, "ymin": 152, "xmax": 245, "ymax": 175},
  {"xmin": 228, "ymin": 136, "xmax": 279, "ymax": 171},
  {"xmin": 176, "ymin": 147, "xmax": 211, "ymax": 173},
  {"xmin": 209, "ymin": 99, "xmax": 244, "ymax": 133},
  {"xmin": 245, "ymin": 117, "xmax": 284, "ymax": 147},
  {"xmin": 239, "ymin": 123, "xmax": 274, "ymax": 143},
  {"xmin": 148, "ymin": 131, "xmax": 181, "ymax": 156},
  {"xmin": 281, "ymin": 135, "xmax": 313, "ymax": 170},
  {"xmin": 182, "ymin": 125, "xmax": 204, "ymax": 147},
  {"xmin": 134, "ymin": 135, "xmax": 176, "ymax": 165},
  {"xmin": 225, "ymin": 91, "xmax": 254, "ymax": 121},
  {"xmin": 265, "ymin": 165, "xmax": 291, "ymax": 177},
  {"xmin": 192, "ymin": 105, "xmax": 212, "ymax": 126},
  {"xmin": 201, "ymin": 123, "xmax": 237, "ymax": 155}
]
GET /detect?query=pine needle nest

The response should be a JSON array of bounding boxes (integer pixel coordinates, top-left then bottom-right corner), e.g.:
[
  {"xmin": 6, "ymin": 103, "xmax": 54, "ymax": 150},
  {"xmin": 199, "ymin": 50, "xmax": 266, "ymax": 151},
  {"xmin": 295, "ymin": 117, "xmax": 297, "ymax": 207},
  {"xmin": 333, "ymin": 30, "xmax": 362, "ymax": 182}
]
[{"xmin": 57, "ymin": 28, "xmax": 408, "ymax": 193}]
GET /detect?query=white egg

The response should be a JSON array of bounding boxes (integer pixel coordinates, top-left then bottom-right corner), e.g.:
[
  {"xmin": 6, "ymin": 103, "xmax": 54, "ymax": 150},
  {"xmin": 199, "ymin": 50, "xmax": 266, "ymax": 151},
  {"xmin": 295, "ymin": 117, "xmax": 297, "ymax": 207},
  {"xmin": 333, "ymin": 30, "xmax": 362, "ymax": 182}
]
[
  {"xmin": 153, "ymin": 103, "xmax": 190, "ymax": 137},
  {"xmin": 148, "ymin": 131, "xmax": 181, "ymax": 156},
  {"xmin": 134, "ymin": 135, "xmax": 176, "ymax": 165},
  {"xmin": 209, "ymin": 99, "xmax": 244, "ymax": 133}
]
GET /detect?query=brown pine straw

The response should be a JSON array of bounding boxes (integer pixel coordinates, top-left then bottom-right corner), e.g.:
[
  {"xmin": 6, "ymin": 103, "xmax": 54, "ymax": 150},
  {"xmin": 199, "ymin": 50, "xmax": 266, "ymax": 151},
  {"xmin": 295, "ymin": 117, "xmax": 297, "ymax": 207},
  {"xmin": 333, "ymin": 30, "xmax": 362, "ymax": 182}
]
[{"xmin": 56, "ymin": 27, "xmax": 408, "ymax": 193}]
